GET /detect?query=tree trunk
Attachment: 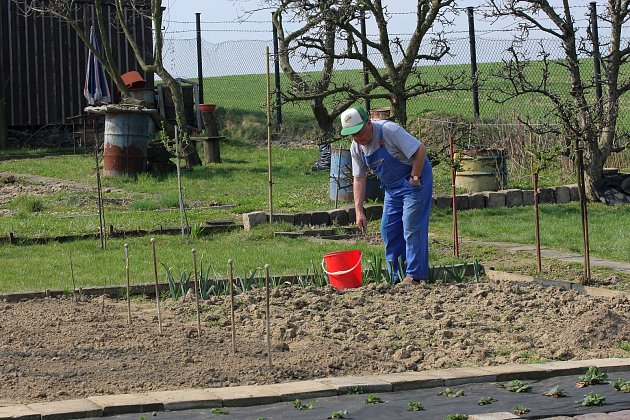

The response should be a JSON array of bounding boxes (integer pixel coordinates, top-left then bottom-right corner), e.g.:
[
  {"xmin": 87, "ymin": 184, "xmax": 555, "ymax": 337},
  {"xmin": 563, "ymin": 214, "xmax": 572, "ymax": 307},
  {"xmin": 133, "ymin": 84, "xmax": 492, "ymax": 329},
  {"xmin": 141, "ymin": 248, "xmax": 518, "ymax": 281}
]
[
  {"xmin": 159, "ymin": 73, "xmax": 201, "ymax": 168},
  {"xmin": 311, "ymin": 99, "xmax": 334, "ymax": 144},
  {"xmin": 389, "ymin": 93, "xmax": 408, "ymax": 128}
]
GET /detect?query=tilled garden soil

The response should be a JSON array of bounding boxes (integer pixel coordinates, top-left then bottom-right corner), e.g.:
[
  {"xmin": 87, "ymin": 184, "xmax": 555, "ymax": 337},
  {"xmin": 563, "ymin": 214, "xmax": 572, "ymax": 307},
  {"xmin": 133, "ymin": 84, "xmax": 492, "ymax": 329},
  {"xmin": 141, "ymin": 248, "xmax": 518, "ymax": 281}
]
[{"xmin": 1, "ymin": 280, "xmax": 629, "ymax": 406}]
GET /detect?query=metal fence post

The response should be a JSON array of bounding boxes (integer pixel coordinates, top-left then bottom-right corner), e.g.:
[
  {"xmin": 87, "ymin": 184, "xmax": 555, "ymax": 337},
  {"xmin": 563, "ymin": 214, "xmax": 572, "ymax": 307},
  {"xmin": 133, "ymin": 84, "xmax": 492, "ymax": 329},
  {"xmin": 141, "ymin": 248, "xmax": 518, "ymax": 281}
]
[
  {"xmin": 360, "ymin": 10, "xmax": 370, "ymax": 112},
  {"xmin": 272, "ymin": 13, "xmax": 282, "ymax": 129},
  {"xmin": 467, "ymin": 7, "xmax": 480, "ymax": 118},
  {"xmin": 590, "ymin": 2, "xmax": 603, "ymax": 103},
  {"xmin": 195, "ymin": 13, "xmax": 204, "ymax": 131}
]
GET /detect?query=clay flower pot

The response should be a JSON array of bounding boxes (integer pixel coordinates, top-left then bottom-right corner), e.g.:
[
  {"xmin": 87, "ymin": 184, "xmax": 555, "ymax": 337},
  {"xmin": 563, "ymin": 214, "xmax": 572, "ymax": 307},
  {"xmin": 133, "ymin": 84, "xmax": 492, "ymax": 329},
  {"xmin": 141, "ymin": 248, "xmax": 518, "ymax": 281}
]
[{"xmin": 198, "ymin": 104, "xmax": 216, "ymax": 113}]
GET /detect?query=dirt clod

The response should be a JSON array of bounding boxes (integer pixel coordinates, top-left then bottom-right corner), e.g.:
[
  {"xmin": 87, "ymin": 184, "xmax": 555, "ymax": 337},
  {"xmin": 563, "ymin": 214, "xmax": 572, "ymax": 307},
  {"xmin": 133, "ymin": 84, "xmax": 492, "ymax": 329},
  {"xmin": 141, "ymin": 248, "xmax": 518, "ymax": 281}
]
[{"xmin": 1, "ymin": 281, "xmax": 629, "ymax": 406}]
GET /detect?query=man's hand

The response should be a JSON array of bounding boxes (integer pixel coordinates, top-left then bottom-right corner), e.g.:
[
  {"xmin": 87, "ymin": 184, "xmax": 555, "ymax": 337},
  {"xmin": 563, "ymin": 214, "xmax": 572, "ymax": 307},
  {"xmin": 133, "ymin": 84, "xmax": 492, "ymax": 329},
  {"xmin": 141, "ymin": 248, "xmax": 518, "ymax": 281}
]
[{"xmin": 356, "ymin": 211, "xmax": 367, "ymax": 231}]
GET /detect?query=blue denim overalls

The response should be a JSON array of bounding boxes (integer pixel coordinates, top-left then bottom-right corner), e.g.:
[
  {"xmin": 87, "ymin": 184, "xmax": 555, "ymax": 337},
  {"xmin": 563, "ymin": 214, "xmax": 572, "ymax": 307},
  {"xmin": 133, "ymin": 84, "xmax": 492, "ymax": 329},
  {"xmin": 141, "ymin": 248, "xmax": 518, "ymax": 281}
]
[{"xmin": 360, "ymin": 121, "xmax": 433, "ymax": 281}]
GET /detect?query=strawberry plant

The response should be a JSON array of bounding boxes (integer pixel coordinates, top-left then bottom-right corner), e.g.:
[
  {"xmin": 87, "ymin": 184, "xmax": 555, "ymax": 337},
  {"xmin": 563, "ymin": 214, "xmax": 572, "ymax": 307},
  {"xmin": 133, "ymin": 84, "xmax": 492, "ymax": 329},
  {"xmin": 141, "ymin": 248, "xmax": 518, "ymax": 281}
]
[
  {"xmin": 576, "ymin": 392, "xmax": 606, "ymax": 406},
  {"xmin": 444, "ymin": 414, "xmax": 468, "ymax": 420},
  {"xmin": 211, "ymin": 407, "xmax": 229, "ymax": 415},
  {"xmin": 543, "ymin": 385, "xmax": 567, "ymax": 398},
  {"xmin": 576, "ymin": 366, "xmax": 608, "ymax": 388},
  {"xmin": 512, "ymin": 405, "xmax": 530, "ymax": 415},
  {"xmin": 611, "ymin": 378, "xmax": 630, "ymax": 393},
  {"xmin": 407, "ymin": 401, "xmax": 424, "ymax": 411},
  {"xmin": 364, "ymin": 394, "xmax": 384, "ymax": 404},
  {"xmin": 506, "ymin": 379, "xmax": 532, "ymax": 393},
  {"xmin": 291, "ymin": 399, "xmax": 314, "ymax": 410},
  {"xmin": 345, "ymin": 386, "xmax": 364, "ymax": 395},
  {"xmin": 477, "ymin": 396, "xmax": 497, "ymax": 405},
  {"xmin": 328, "ymin": 410, "xmax": 348, "ymax": 419},
  {"xmin": 438, "ymin": 387, "xmax": 465, "ymax": 397}
]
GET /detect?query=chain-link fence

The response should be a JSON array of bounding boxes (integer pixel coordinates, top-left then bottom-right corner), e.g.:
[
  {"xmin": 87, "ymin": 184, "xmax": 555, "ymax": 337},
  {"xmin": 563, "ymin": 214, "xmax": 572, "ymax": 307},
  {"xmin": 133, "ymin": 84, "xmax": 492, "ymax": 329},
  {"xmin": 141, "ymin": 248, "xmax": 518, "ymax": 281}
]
[{"xmin": 161, "ymin": 8, "xmax": 629, "ymax": 139}]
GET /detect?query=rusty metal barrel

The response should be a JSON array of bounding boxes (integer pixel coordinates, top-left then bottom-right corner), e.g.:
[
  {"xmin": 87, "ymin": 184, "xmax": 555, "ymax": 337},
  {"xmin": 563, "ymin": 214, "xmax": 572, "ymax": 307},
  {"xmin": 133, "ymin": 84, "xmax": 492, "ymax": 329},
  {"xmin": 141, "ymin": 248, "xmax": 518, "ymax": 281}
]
[{"xmin": 103, "ymin": 111, "xmax": 150, "ymax": 178}]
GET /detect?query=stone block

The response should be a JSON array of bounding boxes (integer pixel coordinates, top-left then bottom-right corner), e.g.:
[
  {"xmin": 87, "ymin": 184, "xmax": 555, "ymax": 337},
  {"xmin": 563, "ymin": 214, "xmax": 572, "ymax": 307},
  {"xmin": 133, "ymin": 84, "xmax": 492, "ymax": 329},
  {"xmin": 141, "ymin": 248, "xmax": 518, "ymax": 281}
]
[
  {"xmin": 327, "ymin": 209, "xmax": 349, "ymax": 226},
  {"xmin": 555, "ymin": 185, "xmax": 571, "ymax": 203},
  {"xmin": 538, "ymin": 187, "xmax": 556, "ymax": 204},
  {"xmin": 434, "ymin": 195, "xmax": 452, "ymax": 209},
  {"xmin": 429, "ymin": 367, "xmax": 497, "ymax": 386},
  {"xmin": 480, "ymin": 363, "xmax": 548, "ymax": 381},
  {"xmin": 502, "ymin": 189, "xmax": 523, "ymax": 207},
  {"xmin": 483, "ymin": 191, "xmax": 506, "ymax": 208},
  {"xmin": 270, "ymin": 213, "xmax": 294, "ymax": 224},
  {"xmin": 264, "ymin": 380, "xmax": 337, "ymax": 401},
  {"xmin": 375, "ymin": 371, "xmax": 444, "ymax": 392},
  {"xmin": 27, "ymin": 399, "xmax": 103, "ymax": 420},
  {"xmin": 148, "ymin": 389, "xmax": 222, "ymax": 410},
  {"xmin": 454, "ymin": 194, "xmax": 469, "ymax": 211},
  {"xmin": 522, "ymin": 190, "xmax": 535, "ymax": 205},
  {"xmin": 364, "ymin": 204, "xmax": 383, "ymax": 221},
  {"xmin": 0, "ymin": 405, "xmax": 40, "ymax": 420},
  {"xmin": 568, "ymin": 184, "xmax": 580, "ymax": 201},
  {"xmin": 310, "ymin": 211, "xmax": 330, "ymax": 226},
  {"xmin": 293, "ymin": 212, "xmax": 312, "ymax": 226},
  {"xmin": 469, "ymin": 413, "xmax": 519, "ymax": 420},
  {"xmin": 468, "ymin": 193, "xmax": 486, "ymax": 209},
  {"xmin": 317, "ymin": 375, "xmax": 393, "ymax": 393},
  {"xmin": 345, "ymin": 206, "xmax": 357, "ymax": 224},
  {"xmin": 87, "ymin": 394, "xmax": 162, "ymax": 416},
  {"xmin": 242, "ymin": 211, "xmax": 267, "ymax": 231},
  {"xmin": 210, "ymin": 384, "xmax": 281, "ymax": 407}
]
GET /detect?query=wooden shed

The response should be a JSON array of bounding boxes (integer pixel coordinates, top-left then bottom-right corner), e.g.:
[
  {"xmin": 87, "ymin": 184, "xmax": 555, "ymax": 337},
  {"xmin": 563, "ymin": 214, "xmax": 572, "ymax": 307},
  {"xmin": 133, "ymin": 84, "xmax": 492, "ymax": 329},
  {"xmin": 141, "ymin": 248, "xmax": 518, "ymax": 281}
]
[{"xmin": 0, "ymin": 0, "xmax": 154, "ymax": 129}]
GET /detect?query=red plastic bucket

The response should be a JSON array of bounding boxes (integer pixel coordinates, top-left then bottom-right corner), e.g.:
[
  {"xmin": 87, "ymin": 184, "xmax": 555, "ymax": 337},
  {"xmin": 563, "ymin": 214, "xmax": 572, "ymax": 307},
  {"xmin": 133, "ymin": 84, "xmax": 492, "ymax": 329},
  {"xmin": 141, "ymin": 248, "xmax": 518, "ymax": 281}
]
[{"xmin": 322, "ymin": 250, "xmax": 363, "ymax": 290}]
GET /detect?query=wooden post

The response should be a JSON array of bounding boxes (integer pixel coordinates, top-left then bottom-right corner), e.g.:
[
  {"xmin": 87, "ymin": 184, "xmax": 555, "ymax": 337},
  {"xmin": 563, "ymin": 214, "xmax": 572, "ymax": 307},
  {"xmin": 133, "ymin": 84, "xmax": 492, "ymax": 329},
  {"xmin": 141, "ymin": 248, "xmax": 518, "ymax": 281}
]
[
  {"xmin": 150, "ymin": 238, "xmax": 163, "ymax": 334},
  {"xmin": 192, "ymin": 249, "xmax": 201, "ymax": 337},
  {"xmin": 124, "ymin": 244, "xmax": 131, "ymax": 324},
  {"xmin": 229, "ymin": 259, "xmax": 236, "ymax": 354},
  {"xmin": 265, "ymin": 264, "xmax": 272, "ymax": 367}
]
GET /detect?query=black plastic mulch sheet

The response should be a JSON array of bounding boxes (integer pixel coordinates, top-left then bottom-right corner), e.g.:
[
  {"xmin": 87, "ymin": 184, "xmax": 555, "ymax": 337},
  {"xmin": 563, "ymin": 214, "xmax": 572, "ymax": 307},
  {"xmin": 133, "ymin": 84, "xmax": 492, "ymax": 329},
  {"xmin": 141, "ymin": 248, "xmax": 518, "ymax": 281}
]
[{"xmin": 94, "ymin": 371, "xmax": 630, "ymax": 420}]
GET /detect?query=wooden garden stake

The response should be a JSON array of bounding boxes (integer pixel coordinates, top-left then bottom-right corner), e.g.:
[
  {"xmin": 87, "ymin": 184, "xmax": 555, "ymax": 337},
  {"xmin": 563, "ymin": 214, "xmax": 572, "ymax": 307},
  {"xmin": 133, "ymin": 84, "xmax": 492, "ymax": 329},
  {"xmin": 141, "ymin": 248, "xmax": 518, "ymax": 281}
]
[
  {"xmin": 228, "ymin": 259, "xmax": 236, "ymax": 354},
  {"xmin": 124, "ymin": 244, "xmax": 131, "ymax": 325},
  {"xmin": 150, "ymin": 238, "xmax": 163, "ymax": 334},
  {"xmin": 449, "ymin": 132, "xmax": 460, "ymax": 258},
  {"xmin": 69, "ymin": 250, "xmax": 76, "ymax": 302},
  {"xmin": 192, "ymin": 249, "xmax": 201, "ymax": 337},
  {"xmin": 264, "ymin": 264, "xmax": 272, "ymax": 367},
  {"xmin": 530, "ymin": 130, "xmax": 542, "ymax": 273}
]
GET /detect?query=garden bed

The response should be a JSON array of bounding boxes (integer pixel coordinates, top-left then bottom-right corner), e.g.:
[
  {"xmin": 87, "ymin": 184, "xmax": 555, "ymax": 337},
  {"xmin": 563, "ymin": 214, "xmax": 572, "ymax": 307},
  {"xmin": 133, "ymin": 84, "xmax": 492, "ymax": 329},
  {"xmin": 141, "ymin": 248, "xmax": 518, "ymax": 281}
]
[{"xmin": 1, "ymin": 279, "xmax": 629, "ymax": 406}]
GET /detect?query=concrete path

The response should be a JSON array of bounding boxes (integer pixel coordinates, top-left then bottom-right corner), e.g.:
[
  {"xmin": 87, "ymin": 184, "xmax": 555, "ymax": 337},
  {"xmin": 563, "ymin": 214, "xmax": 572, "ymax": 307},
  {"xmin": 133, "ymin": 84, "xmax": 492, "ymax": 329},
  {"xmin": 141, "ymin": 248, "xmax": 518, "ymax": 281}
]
[
  {"xmin": 2, "ymin": 358, "xmax": 630, "ymax": 420},
  {"xmin": 471, "ymin": 240, "xmax": 630, "ymax": 274}
]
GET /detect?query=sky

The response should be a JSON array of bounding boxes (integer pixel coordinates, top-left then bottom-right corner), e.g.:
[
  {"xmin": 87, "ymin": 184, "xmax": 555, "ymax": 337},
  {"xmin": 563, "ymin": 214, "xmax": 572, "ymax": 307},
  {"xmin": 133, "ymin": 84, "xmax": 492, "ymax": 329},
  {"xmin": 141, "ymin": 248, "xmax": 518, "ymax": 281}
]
[
  {"xmin": 158, "ymin": 1, "xmax": 617, "ymax": 78},
  {"xmin": 161, "ymin": 0, "xmax": 608, "ymax": 43}
]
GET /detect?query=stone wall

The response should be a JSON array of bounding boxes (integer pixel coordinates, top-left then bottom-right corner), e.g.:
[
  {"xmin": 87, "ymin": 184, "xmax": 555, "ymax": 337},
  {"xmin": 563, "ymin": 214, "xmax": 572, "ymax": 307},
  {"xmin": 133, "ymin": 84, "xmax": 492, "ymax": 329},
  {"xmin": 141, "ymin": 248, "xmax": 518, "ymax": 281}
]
[{"xmin": 243, "ymin": 184, "xmax": 581, "ymax": 230}]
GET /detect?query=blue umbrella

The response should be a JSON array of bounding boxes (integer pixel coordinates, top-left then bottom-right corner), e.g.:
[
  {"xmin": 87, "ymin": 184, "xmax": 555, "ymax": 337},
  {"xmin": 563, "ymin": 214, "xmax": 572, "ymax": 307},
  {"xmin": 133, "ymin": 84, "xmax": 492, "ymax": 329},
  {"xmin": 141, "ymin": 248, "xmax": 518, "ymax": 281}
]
[{"xmin": 84, "ymin": 25, "xmax": 111, "ymax": 105}]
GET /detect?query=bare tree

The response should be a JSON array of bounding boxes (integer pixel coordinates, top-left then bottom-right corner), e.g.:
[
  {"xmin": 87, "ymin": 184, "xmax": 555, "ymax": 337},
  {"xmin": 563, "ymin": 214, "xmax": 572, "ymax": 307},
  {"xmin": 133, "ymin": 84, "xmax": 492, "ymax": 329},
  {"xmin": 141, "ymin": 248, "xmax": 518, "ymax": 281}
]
[
  {"xmin": 270, "ymin": 0, "xmax": 376, "ymax": 169},
  {"xmin": 486, "ymin": 0, "xmax": 630, "ymax": 198},
  {"xmin": 332, "ymin": 0, "xmax": 462, "ymax": 127},
  {"xmin": 16, "ymin": 0, "xmax": 201, "ymax": 166}
]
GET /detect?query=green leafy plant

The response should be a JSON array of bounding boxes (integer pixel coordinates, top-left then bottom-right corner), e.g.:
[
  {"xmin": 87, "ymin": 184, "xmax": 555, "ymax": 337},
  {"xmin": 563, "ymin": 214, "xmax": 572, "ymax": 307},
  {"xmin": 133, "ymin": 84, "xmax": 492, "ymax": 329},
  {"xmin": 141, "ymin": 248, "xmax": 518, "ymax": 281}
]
[
  {"xmin": 364, "ymin": 394, "xmax": 384, "ymax": 404},
  {"xmin": 407, "ymin": 401, "xmax": 424, "ymax": 411},
  {"xmin": 438, "ymin": 387, "xmax": 465, "ymax": 397},
  {"xmin": 619, "ymin": 341, "xmax": 630, "ymax": 352},
  {"xmin": 512, "ymin": 405, "xmax": 530, "ymax": 415},
  {"xmin": 328, "ymin": 409, "xmax": 348, "ymax": 419},
  {"xmin": 576, "ymin": 366, "xmax": 608, "ymax": 387},
  {"xmin": 576, "ymin": 392, "xmax": 606, "ymax": 406},
  {"xmin": 506, "ymin": 379, "xmax": 532, "ymax": 393},
  {"xmin": 477, "ymin": 396, "xmax": 497, "ymax": 405},
  {"xmin": 543, "ymin": 385, "xmax": 567, "ymax": 397},
  {"xmin": 444, "ymin": 414, "xmax": 468, "ymax": 420},
  {"xmin": 611, "ymin": 378, "xmax": 630, "ymax": 393},
  {"xmin": 210, "ymin": 407, "xmax": 230, "ymax": 415},
  {"xmin": 345, "ymin": 386, "xmax": 364, "ymax": 395},
  {"xmin": 291, "ymin": 399, "xmax": 314, "ymax": 410},
  {"xmin": 162, "ymin": 264, "xmax": 192, "ymax": 300}
]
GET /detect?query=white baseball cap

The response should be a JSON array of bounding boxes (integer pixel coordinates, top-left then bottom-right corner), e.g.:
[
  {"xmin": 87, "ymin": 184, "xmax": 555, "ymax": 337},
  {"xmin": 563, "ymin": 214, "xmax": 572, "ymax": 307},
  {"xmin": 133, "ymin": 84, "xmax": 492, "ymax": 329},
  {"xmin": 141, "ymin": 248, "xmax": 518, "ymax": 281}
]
[{"xmin": 340, "ymin": 106, "xmax": 369, "ymax": 136}]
